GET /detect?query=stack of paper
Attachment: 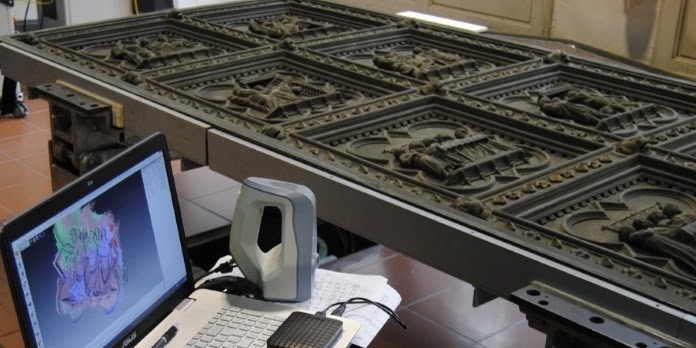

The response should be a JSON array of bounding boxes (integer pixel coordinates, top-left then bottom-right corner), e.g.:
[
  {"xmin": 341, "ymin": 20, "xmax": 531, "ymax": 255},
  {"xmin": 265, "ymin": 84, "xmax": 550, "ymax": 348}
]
[{"xmin": 201, "ymin": 256, "xmax": 402, "ymax": 347}]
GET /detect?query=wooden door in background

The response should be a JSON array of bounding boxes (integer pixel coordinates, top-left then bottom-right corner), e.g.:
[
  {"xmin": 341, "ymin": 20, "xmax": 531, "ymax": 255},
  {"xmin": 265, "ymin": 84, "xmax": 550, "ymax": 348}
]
[{"xmin": 653, "ymin": 0, "xmax": 696, "ymax": 78}]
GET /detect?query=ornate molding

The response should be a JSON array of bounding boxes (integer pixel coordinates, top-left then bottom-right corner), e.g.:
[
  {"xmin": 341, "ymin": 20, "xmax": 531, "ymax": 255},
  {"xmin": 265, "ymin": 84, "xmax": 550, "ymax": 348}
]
[
  {"xmin": 495, "ymin": 213, "xmax": 696, "ymax": 304},
  {"xmin": 568, "ymin": 60, "xmax": 696, "ymax": 97}
]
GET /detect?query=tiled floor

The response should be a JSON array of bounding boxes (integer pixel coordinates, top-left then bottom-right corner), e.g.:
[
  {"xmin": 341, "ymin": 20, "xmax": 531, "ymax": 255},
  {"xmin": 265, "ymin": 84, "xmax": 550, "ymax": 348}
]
[
  {"xmin": 326, "ymin": 247, "xmax": 546, "ymax": 348},
  {"xmin": 0, "ymin": 98, "xmax": 547, "ymax": 347}
]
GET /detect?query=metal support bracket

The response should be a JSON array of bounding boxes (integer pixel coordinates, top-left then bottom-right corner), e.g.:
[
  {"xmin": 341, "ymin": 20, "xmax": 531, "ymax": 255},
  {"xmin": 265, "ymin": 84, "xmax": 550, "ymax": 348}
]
[
  {"xmin": 57, "ymin": 80, "xmax": 124, "ymax": 128},
  {"xmin": 473, "ymin": 287, "xmax": 498, "ymax": 307},
  {"xmin": 511, "ymin": 283, "xmax": 687, "ymax": 348}
]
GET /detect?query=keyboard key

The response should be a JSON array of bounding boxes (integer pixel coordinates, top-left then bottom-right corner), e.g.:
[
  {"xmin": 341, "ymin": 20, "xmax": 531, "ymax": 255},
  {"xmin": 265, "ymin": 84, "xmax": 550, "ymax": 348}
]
[
  {"xmin": 254, "ymin": 322, "xmax": 267, "ymax": 329},
  {"xmin": 258, "ymin": 319, "xmax": 270, "ymax": 325},
  {"xmin": 236, "ymin": 338, "xmax": 254, "ymax": 348},
  {"xmin": 194, "ymin": 341, "xmax": 208, "ymax": 348},
  {"xmin": 208, "ymin": 341, "xmax": 222, "ymax": 348},
  {"xmin": 250, "ymin": 328, "xmax": 263, "ymax": 334},
  {"xmin": 221, "ymin": 328, "xmax": 236, "ymax": 336},
  {"xmin": 227, "ymin": 328, "xmax": 246, "ymax": 337},
  {"xmin": 215, "ymin": 335, "xmax": 228, "ymax": 342},
  {"xmin": 194, "ymin": 334, "xmax": 202, "ymax": 340},
  {"xmin": 252, "ymin": 341, "xmax": 265, "ymax": 347},
  {"xmin": 222, "ymin": 343, "xmax": 235, "ymax": 348},
  {"xmin": 200, "ymin": 335, "xmax": 214, "ymax": 343},
  {"xmin": 232, "ymin": 318, "xmax": 244, "ymax": 324},
  {"xmin": 206, "ymin": 325, "xmax": 224, "ymax": 336},
  {"xmin": 228, "ymin": 336, "xmax": 241, "ymax": 343},
  {"xmin": 247, "ymin": 333, "xmax": 258, "ymax": 339},
  {"xmin": 258, "ymin": 334, "xmax": 270, "ymax": 341},
  {"xmin": 226, "ymin": 322, "xmax": 239, "ymax": 329},
  {"xmin": 237, "ymin": 314, "xmax": 248, "ymax": 320}
]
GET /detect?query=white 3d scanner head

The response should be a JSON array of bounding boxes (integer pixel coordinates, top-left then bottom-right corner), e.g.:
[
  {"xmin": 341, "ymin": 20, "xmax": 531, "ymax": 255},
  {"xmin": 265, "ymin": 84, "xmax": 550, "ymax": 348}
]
[{"xmin": 229, "ymin": 177, "xmax": 318, "ymax": 302}]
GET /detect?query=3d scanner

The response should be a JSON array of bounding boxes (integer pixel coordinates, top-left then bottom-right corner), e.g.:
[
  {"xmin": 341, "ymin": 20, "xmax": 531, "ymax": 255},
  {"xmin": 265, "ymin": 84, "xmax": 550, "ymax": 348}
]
[{"xmin": 229, "ymin": 177, "xmax": 318, "ymax": 302}]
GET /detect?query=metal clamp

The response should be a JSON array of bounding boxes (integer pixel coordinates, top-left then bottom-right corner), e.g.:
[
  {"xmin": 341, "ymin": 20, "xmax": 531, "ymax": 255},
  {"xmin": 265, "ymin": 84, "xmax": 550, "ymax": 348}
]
[{"xmin": 511, "ymin": 283, "xmax": 686, "ymax": 348}]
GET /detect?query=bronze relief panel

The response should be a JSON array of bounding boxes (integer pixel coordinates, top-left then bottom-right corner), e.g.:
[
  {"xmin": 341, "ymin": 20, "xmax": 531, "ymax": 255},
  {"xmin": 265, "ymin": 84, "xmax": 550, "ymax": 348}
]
[
  {"xmin": 499, "ymin": 156, "xmax": 696, "ymax": 281},
  {"xmin": 310, "ymin": 29, "xmax": 538, "ymax": 81},
  {"xmin": 36, "ymin": 20, "xmax": 262, "ymax": 72},
  {"xmin": 234, "ymin": 14, "xmax": 353, "ymax": 40},
  {"xmin": 152, "ymin": 51, "xmax": 407, "ymax": 123},
  {"xmin": 185, "ymin": 2, "xmax": 392, "ymax": 42},
  {"xmin": 298, "ymin": 97, "xmax": 601, "ymax": 195},
  {"xmin": 461, "ymin": 64, "xmax": 696, "ymax": 138}
]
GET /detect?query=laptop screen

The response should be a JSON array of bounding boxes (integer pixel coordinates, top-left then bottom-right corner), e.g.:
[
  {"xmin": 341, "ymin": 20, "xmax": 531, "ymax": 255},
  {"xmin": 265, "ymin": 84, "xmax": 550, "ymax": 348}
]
[{"xmin": 5, "ymin": 136, "xmax": 188, "ymax": 348}]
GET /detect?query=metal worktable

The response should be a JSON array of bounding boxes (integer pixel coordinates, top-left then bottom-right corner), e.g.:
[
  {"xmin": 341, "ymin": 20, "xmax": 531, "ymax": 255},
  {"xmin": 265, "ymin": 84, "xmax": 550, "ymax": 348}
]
[{"xmin": 3, "ymin": 1, "xmax": 696, "ymax": 346}]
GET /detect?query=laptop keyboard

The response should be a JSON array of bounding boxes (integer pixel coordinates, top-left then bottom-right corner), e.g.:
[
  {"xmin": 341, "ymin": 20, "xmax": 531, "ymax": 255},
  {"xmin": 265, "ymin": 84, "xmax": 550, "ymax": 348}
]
[{"xmin": 186, "ymin": 306, "xmax": 285, "ymax": 348}]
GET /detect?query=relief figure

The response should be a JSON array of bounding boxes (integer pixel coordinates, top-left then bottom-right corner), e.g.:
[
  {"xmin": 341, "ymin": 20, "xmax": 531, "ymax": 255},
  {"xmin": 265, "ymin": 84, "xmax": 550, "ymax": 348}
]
[
  {"xmin": 618, "ymin": 203, "xmax": 696, "ymax": 275},
  {"xmin": 372, "ymin": 47, "xmax": 465, "ymax": 78},
  {"xmin": 538, "ymin": 89, "xmax": 639, "ymax": 126},
  {"xmin": 249, "ymin": 15, "xmax": 317, "ymax": 38},
  {"xmin": 224, "ymin": 75, "xmax": 335, "ymax": 114},
  {"xmin": 384, "ymin": 128, "xmax": 529, "ymax": 185},
  {"xmin": 387, "ymin": 147, "xmax": 452, "ymax": 178},
  {"xmin": 109, "ymin": 34, "xmax": 200, "ymax": 68},
  {"xmin": 227, "ymin": 81, "xmax": 302, "ymax": 113}
]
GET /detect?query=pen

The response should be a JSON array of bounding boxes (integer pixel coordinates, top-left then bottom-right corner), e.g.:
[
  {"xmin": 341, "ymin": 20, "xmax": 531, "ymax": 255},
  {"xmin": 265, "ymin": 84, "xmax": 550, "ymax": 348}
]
[{"xmin": 151, "ymin": 324, "xmax": 178, "ymax": 348}]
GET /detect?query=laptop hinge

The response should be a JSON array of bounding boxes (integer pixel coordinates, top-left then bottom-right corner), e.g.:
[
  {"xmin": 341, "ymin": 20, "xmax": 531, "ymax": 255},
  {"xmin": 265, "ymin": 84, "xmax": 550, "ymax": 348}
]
[{"xmin": 174, "ymin": 298, "xmax": 196, "ymax": 312}]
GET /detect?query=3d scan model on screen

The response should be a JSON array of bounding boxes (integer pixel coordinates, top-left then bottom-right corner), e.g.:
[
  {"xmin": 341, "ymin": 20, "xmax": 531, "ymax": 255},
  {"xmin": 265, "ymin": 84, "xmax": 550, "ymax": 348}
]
[{"xmin": 52, "ymin": 202, "xmax": 126, "ymax": 322}]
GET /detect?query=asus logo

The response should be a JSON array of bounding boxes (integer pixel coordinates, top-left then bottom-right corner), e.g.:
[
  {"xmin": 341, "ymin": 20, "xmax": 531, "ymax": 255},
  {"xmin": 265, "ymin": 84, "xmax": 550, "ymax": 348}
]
[{"xmin": 123, "ymin": 331, "xmax": 137, "ymax": 347}]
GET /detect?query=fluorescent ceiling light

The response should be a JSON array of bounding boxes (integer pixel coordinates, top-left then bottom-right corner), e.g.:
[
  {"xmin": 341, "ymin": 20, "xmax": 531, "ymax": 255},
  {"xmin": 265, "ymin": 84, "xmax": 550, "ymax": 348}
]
[{"xmin": 396, "ymin": 11, "xmax": 488, "ymax": 33}]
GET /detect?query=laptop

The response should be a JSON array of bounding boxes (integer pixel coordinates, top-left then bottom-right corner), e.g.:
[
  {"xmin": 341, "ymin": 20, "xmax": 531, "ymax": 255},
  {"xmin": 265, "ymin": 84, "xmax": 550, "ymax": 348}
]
[{"xmin": 0, "ymin": 133, "xmax": 359, "ymax": 348}]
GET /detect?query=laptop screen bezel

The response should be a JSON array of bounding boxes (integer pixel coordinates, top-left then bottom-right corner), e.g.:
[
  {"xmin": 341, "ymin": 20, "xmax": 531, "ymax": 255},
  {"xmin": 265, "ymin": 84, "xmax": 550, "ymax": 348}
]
[{"xmin": 0, "ymin": 132, "xmax": 195, "ymax": 348}]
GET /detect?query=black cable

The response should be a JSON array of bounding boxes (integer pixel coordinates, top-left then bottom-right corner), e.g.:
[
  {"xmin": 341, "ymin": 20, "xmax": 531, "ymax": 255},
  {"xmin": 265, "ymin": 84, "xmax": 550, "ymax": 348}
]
[
  {"xmin": 319, "ymin": 297, "xmax": 407, "ymax": 330},
  {"xmin": 336, "ymin": 298, "xmax": 406, "ymax": 329},
  {"xmin": 204, "ymin": 258, "xmax": 237, "ymax": 277},
  {"xmin": 22, "ymin": 0, "xmax": 31, "ymax": 33}
]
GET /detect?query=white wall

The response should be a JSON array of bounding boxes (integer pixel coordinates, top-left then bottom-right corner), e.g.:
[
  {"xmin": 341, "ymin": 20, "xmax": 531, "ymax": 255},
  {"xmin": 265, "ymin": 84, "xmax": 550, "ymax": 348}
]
[
  {"xmin": 63, "ymin": 0, "xmax": 131, "ymax": 25},
  {"xmin": 550, "ymin": 0, "xmax": 661, "ymax": 63},
  {"xmin": 13, "ymin": 1, "xmax": 38, "ymax": 23}
]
